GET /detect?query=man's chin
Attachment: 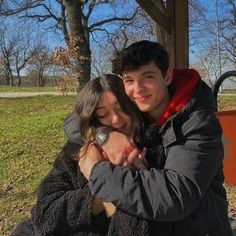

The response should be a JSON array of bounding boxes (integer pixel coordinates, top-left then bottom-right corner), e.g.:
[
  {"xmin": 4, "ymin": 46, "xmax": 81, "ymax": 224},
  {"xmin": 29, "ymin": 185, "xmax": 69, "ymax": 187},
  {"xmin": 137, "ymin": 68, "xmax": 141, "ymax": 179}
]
[{"xmin": 136, "ymin": 104, "xmax": 150, "ymax": 112}]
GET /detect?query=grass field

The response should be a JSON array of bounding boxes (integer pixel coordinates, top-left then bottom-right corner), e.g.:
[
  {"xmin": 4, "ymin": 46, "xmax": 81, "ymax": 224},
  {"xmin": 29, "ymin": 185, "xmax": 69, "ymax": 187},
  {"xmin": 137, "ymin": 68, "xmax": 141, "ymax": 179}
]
[
  {"xmin": 0, "ymin": 94, "xmax": 236, "ymax": 235},
  {"xmin": 0, "ymin": 85, "xmax": 58, "ymax": 92},
  {"xmin": 218, "ymin": 95, "xmax": 236, "ymax": 111},
  {"xmin": 0, "ymin": 95, "xmax": 76, "ymax": 235}
]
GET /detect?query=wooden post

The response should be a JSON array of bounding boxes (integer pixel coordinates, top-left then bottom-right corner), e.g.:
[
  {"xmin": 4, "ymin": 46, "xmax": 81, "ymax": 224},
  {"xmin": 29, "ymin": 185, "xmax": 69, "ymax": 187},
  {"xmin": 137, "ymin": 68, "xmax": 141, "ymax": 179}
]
[
  {"xmin": 167, "ymin": 0, "xmax": 189, "ymax": 68},
  {"xmin": 136, "ymin": 0, "xmax": 189, "ymax": 68}
]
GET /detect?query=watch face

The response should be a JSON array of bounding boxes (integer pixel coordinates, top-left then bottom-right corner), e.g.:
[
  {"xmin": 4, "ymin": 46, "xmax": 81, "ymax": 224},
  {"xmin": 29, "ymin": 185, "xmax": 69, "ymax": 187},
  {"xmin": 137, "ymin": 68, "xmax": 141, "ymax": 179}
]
[
  {"xmin": 95, "ymin": 127, "xmax": 111, "ymax": 146},
  {"xmin": 97, "ymin": 132, "xmax": 107, "ymax": 144}
]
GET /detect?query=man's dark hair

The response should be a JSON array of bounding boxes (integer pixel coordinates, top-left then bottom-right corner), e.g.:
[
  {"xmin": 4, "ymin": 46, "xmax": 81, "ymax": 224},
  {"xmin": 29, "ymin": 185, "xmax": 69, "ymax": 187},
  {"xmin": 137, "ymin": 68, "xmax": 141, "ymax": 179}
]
[{"xmin": 112, "ymin": 40, "xmax": 169, "ymax": 77}]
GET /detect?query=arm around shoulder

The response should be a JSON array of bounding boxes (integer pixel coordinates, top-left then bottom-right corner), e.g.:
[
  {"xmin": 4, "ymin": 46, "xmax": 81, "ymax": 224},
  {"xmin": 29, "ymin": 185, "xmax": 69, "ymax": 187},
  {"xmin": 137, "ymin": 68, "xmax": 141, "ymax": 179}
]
[{"xmin": 88, "ymin": 109, "xmax": 224, "ymax": 221}]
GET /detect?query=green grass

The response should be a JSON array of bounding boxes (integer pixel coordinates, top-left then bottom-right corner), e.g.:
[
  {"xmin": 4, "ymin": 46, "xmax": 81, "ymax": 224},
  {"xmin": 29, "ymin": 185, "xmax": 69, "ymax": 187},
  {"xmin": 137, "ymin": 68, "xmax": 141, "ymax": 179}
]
[
  {"xmin": 0, "ymin": 94, "xmax": 236, "ymax": 235},
  {"xmin": 0, "ymin": 95, "xmax": 76, "ymax": 235},
  {"xmin": 217, "ymin": 95, "xmax": 236, "ymax": 111},
  {"xmin": 0, "ymin": 85, "xmax": 58, "ymax": 92},
  {"xmin": 222, "ymin": 89, "xmax": 236, "ymax": 94}
]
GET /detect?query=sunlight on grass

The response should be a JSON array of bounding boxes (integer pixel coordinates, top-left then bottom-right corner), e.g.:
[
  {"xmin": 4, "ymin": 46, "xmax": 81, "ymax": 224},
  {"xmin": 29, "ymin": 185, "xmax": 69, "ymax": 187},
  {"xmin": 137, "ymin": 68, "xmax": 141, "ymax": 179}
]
[
  {"xmin": 0, "ymin": 95, "xmax": 236, "ymax": 235},
  {"xmin": 0, "ymin": 95, "xmax": 76, "ymax": 235},
  {"xmin": 0, "ymin": 86, "xmax": 58, "ymax": 92},
  {"xmin": 218, "ymin": 95, "xmax": 236, "ymax": 111}
]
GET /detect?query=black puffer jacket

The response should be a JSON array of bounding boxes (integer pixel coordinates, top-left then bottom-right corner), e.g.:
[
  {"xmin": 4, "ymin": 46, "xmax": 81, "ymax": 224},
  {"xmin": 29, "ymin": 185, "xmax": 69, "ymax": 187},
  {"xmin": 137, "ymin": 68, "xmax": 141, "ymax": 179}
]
[{"xmin": 88, "ymin": 72, "xmax": 233, "ymax": 236}]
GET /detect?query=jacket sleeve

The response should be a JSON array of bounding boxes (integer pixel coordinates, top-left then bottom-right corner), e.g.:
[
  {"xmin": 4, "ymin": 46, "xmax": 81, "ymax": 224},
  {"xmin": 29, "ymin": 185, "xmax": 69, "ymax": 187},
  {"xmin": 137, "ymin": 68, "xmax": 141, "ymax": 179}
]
[
  {"xmin": 88, "ymin": 110, "xmax": 223, "ymax": 221},
  {"xmin": 31, "ymin": 142, "xmax": 96, "ymax": 236}
]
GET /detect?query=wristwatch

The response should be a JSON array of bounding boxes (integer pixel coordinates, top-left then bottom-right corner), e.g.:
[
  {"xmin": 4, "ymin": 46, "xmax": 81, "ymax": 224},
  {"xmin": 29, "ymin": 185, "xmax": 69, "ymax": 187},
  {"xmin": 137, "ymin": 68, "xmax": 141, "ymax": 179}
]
[{"xmin": 95, "ymin": 127, "xmax": 111, "ymax": 146}]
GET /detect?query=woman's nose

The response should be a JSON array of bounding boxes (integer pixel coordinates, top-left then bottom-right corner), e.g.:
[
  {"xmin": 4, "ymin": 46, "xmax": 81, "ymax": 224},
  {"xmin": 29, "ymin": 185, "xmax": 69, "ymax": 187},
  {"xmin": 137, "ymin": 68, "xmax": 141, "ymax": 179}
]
[{"xmin": 111, "ymin": 112, "xmax": 122, "ymax": 124}]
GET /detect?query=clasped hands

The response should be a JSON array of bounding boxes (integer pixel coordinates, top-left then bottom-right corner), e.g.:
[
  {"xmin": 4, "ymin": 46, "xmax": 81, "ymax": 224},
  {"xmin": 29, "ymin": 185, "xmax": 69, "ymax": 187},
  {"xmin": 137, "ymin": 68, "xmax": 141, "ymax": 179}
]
[
  {"xmin": 78, "ymin": 131, "xmax": 148, "ymax": 217},
  {"xmin": 78, "ymin": 131, "xmax": 148, "ymax": 180}
]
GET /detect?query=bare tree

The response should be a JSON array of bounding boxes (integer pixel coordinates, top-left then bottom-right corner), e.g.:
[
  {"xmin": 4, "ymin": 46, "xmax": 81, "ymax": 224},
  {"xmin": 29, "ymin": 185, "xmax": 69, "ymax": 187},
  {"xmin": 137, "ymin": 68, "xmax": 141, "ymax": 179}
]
[
  {"xmin": 13, "ymin": 32, "xmax": 39, "ymax": 87},
  {"xmin": 27, "ymin": 44, "xmax": 54, "ymax": 87},
  {"xmin": 0, "ymin": 0, "xmax": 139, "ymax": 89},
  {"xmin": 0, "ymin": 26, "xmax": 17, "ymax": 86},
  {"xmin": 188, "ymin": 0, "xmax": 207, "ymax": 47},
  {"xmin": 219, "ymin": 0, "xmax": 236, "ymax": 66},
  {"xmin": 91, "ymin": 16, "xmax": 157, "ymax": 78},
  {"xmin": 192, "ymin": 43, "xmax": 227, "ymax": 88}
]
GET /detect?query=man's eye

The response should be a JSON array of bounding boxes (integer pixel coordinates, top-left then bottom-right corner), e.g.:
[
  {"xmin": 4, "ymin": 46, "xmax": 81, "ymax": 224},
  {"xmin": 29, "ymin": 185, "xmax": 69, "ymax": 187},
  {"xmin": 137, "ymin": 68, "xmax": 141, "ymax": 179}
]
[
  {"xmin": 145, "ymin": 75, "xmax": 154, "ymax": 79},
  {"xmin": 124, "ymin": 79, "xmax": 133, "ymax": 84}
]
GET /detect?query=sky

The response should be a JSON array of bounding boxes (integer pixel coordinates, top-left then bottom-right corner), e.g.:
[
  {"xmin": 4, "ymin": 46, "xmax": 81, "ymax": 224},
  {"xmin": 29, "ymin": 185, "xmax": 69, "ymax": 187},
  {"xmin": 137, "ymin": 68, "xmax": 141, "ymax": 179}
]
[{"xmin": 1, "ymin": 0, "xmax": 234, "ymax": 78}]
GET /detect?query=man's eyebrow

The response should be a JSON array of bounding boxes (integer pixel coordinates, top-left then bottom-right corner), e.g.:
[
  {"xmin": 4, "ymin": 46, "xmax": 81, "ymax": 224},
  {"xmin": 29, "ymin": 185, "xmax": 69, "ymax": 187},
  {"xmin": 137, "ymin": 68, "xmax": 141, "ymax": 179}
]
[
  {"xmin": 141, "ymin": 71, "xmax": 155, "ymax": 76},
  {"xmin": 123, "ymin": 70, "xmax": 155, "ymax": 79}
]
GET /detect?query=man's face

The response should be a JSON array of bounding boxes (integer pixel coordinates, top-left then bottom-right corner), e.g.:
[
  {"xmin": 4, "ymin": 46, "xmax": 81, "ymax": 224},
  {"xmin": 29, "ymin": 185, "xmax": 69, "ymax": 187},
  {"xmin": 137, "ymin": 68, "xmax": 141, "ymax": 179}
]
[{"xmin": 122, "ymin": 61, "xmax": 172, "ymax": 121}]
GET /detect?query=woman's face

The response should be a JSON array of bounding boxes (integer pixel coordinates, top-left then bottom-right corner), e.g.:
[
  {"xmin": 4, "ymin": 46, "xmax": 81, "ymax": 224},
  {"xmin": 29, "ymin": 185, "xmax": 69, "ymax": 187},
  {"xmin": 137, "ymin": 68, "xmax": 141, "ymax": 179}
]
[{"xmin": 95, "ymin": 91, "xmax": 132, "ymax": 135}]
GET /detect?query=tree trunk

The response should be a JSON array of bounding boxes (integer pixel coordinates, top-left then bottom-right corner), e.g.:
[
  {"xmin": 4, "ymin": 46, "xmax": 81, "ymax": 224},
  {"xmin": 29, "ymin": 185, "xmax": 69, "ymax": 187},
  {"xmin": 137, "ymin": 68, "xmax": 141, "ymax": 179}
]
[
  {"xmin": 5, "ymin": 72, "xmax": 10, "ymax": 85},
  {"xmin": 37, "ymin": 69, "xmax": 45, "ymax": 87},
  {"xmin": 64, "ymin": 0, "xmax": 91, "ymax": 91},
  {"xmin": 8, "ymin": 70, "xmax": 14, "ymax": 86},
  {"xmin": 17, "ymin": 70, "xmax": 22, "ymax": 87}
]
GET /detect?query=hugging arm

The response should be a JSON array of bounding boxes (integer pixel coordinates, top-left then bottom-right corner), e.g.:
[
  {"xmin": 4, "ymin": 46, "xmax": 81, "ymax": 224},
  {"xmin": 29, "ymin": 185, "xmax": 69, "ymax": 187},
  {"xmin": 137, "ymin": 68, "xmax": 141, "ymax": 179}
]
[
  {"xmin": 31, "ymin": 142, "xmax": 105, "ymax": 236},
  {"xmin": 88, "ymin": 111, "xmax": 223, "ymax": 221}
]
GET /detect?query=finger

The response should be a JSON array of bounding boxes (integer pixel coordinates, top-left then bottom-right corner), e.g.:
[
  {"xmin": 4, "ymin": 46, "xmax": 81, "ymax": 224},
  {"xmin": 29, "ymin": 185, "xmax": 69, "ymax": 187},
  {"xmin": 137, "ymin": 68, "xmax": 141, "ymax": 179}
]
[
  {"xmin": 133, "ymin": 158, "xmax": 146, "ymax": 170},
  {"xmin": 126, "ymin": 148, "xmax": 140, "ymax": 164},
  {"xmin": 142, "ymin": 158, "xmax": 149, "ymax": 169},
  {"xmin": 138, "ymin": 147, "xmax": 147, "ymax": 159},
  {"xmin": 102, "ymin": 151, "xmax": 109, "ymax": 160},
  {"xmin": 122, "ymin": 160, "xmax": 130, "ymax": 167},
  {"xmin": 114, "ymin": 153, "xmax": 128, "ymax": 165}
]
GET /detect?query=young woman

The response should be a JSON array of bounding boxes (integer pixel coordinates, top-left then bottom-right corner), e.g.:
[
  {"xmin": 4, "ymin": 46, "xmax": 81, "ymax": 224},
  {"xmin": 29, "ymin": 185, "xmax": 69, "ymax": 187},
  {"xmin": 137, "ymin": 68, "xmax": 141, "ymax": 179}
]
[{"xmin": 12, "ymin": 74, "xmax": 165, "ymax": 236}]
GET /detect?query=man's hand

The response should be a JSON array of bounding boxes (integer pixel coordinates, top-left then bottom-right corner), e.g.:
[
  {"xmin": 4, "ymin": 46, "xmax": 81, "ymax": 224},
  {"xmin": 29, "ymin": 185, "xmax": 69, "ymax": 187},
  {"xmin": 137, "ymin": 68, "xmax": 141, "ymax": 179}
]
[
  {"xmin": 132, "ymin": 148, "xmax": 148, "ymax": 170},
  {"xmin": 101, "ymin": 131, "xmax": 140, "ymax": 166},
  {"xmin": 78, "ymin": 144, "xmax": 104, "ymax": 180}
]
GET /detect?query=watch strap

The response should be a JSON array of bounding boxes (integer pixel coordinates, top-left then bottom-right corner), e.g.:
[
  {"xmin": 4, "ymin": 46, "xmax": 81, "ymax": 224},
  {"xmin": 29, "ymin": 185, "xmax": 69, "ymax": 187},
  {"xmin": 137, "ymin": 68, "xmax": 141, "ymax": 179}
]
[{"xmin": 95, "ymin": 127, "xmax": 112, "ymax": 146}]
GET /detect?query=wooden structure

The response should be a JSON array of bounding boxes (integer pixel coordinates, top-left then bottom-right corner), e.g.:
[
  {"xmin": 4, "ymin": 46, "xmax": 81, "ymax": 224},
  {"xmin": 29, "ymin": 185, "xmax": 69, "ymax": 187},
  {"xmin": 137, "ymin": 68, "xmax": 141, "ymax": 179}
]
[{"xmin": 136, "ymin": 0, "xmax": 189, "ymax": 68}]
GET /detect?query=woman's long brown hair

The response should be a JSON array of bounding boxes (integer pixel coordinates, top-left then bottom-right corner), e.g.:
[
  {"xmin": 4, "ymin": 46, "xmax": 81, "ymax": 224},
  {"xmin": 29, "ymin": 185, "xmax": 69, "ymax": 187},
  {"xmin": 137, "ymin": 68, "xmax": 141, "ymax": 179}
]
[{"xmin": 75, "ymin": 74, "xmax": 144, "ymax": 160}]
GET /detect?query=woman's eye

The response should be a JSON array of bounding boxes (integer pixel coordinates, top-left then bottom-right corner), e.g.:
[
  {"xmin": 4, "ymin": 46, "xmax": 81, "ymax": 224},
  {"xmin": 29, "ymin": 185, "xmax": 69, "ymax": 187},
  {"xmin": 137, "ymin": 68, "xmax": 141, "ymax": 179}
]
[{"xmin": 97, "ymin": 113, "xmax": 108, "ymax": 119}]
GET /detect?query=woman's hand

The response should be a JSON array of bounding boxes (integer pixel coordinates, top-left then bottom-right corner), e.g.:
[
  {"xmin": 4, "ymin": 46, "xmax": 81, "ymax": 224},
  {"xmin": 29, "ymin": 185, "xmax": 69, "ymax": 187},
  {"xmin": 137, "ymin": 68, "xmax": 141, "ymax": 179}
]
[
  {"xmin": 124, "ymin": 147, "xmax": 148, "ymax": 170},
  {"xmin": 78, "ymin": 144, "xmax": 105, "ymax": 180},
  {"xmin": 91, "ymin": 196, "xmax": 105, "ymax": 216},
  {"xmin": 103, "ymin": 202, "xmax": 116, "ymax": 217},
  {"xmin": 101, "ymin": 131, "xmax": 139, "ymax": 165}
]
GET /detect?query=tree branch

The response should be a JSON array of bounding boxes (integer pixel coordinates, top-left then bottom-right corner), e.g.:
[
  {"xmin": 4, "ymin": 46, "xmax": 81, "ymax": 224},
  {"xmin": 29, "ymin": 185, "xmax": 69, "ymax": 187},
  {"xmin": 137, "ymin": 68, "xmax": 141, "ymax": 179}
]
[
  {"xmin": 86, "ymin": 0, "xmax": 97, "ymax": 19},
  {"xmin": 89, "ymin": 10, "xmax": 137, "ymax": 31}
]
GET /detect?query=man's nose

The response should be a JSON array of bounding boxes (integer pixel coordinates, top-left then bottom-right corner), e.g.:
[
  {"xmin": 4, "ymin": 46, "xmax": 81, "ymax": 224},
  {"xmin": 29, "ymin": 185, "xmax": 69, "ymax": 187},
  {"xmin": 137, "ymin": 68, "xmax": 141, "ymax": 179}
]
[{"xmin": 135, "ymin": 81, "xmax": 145, "ymax": 93}]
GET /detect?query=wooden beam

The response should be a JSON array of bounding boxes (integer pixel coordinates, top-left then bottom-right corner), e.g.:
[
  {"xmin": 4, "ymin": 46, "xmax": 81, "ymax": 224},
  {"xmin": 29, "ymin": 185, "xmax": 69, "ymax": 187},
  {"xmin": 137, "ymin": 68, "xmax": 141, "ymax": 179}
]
[
  {"xmin": 167, "ymin": 0, "xmax": 189, "ymax": 68},
  {"xmin": 174, "ymin": 0, "xmax": 189, "ymax": 67},
  {"xmin": 136, "ymin": 0, "xmax": 189, "ymax": 68},
  {"xmin": 135, "ymin": 0, "xmax": 171, "ymax": 33}
]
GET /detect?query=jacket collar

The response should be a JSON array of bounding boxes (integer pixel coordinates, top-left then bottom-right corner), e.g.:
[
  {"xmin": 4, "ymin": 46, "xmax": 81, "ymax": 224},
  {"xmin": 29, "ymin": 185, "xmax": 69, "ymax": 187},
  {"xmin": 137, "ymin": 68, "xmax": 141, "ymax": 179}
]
[{"xmin": 157, "ymin": 69, "xmax": 200, "ymax": 127}]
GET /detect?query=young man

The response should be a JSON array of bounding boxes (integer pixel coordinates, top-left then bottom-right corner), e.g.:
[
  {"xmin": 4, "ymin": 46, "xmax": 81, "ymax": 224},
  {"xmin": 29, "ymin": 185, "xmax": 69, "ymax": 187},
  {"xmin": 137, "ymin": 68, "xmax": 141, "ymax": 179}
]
[{"xmin": 78, "ymin": 40, "xmax": 233, "ymax": 235}]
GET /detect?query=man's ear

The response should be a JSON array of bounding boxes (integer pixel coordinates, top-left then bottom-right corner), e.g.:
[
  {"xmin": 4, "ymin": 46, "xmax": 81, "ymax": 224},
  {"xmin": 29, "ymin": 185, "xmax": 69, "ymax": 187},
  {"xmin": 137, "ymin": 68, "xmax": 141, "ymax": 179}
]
[{"xmin": 164, "ymin": 68, "xmax": 173, "ymax": 86}]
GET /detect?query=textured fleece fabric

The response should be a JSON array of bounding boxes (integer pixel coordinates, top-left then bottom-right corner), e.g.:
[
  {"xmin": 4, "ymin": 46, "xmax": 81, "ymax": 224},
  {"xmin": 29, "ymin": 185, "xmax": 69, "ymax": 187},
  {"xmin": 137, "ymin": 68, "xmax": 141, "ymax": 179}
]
[{"xmin": 11, "ymin": 142, "xmax": 172, "ymax": 236}]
